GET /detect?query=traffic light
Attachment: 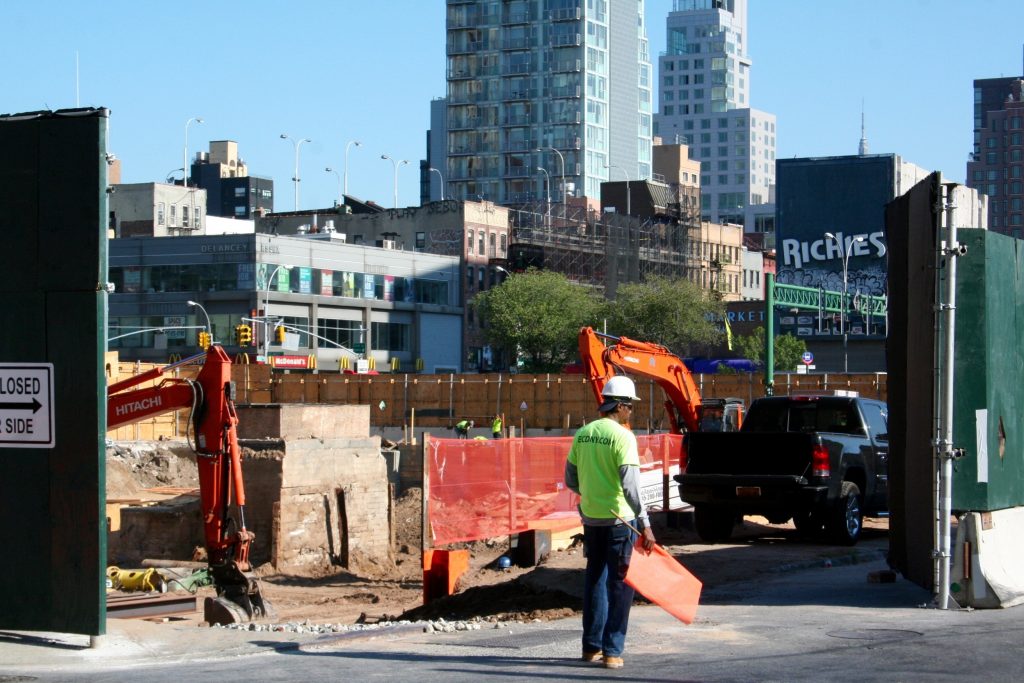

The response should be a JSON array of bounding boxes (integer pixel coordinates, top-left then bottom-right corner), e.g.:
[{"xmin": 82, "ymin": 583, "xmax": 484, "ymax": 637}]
[
  {"xmin": 198, "ymin": 331, "xmax": 212, "ymax": 350},
  {"xmin": 274, "ymin": 325, "xmax": 287, "ymax": 343},
  {"xmin": 235, "ymin": 324, "xmax": 253, "ymax": 347}
]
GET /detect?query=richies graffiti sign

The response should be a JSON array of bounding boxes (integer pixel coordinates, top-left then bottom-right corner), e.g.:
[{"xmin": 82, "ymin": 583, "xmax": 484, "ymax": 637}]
[{"xmin": 780, "ymin": 230, "xmax": 886, "ymax": 270}]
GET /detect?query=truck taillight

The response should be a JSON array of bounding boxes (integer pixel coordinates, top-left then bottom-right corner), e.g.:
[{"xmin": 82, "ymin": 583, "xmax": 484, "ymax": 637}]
[{"xmin": 811, "ymin": 444, "xmax": 830, "ymax": 478}]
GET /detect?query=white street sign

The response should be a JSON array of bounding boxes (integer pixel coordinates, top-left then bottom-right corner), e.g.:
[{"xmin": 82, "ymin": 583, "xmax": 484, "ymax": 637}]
[{"xmin": 0, "ymin": 363, "xmax": 55, "ymax": 448}]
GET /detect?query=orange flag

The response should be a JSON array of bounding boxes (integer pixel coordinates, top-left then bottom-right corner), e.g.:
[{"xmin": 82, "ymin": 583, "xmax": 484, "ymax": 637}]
[{"xmin": 626, "ymin": 544, "xmax": 702, "ymax": 624}]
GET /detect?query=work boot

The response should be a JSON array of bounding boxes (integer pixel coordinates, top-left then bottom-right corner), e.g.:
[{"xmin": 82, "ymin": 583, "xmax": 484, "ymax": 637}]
[
  {"xmin": 603, "ymin": 656, "xmax": 624, "ymax": 669},
  {"xmin": 581, "ymin": 650, "xmax": 603, "ymax": 662}
]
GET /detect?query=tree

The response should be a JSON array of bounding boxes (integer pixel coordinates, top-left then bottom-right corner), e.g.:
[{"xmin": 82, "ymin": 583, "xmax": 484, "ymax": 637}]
[
  {"xmin": 734, "ymin": 326, "xmax": 808, "ymax": 372},
  {"xmin": 472, "ymin": 269, "xmax": 606, "ymax": 372},
  {"xmin": 604, "ymin": 276, "xmax": 724, "ymax": 357}
]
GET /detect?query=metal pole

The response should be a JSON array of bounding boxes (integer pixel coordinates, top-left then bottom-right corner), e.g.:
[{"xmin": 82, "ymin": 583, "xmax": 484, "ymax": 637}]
[
  {"xmin": 765, "ymin": 273, "xmax": 775, "ymax": 396},
  {"xmin": 264, "ymin": 264, "xmax": 292, "ymax": 359},
  {"xmin": 842, "ymin": 248, "xmax": 849, "ymax": 373},
  {"xmin": 344, "ymin": 140, "xmax": 362, "ymax": 198},
  {"xmin": 325, "ymin": 167, "xmax": 341, "ymax": 205},
  {"xmin": 186, "ymin": 300, "xmax": 212, "ymax": 339},
  {"xmin": 281, "ymin": 134, "xmax": 311, "ymax": 211},
  {"xmin": 937, "ymin": 183, "xmax": 961, "ymax": 610},
  {"xmin": 183, "ymin": 117, "xmax": 203, "ymax": 188},
  {"xmin": 429, "ymin": 167, "xmax": 445, "ymax": 201}
]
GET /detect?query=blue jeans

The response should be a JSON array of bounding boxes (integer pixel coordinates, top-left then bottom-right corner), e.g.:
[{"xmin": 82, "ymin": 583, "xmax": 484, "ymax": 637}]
[{"xmin": 582, "ymin": 524, "xmax": 636, "ymax": 657}]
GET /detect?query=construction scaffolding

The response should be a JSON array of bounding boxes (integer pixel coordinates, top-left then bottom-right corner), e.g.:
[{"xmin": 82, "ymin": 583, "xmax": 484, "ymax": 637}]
[{"xmin": 507, "ymin": 197, "xmax": 706, "ymax": 298}]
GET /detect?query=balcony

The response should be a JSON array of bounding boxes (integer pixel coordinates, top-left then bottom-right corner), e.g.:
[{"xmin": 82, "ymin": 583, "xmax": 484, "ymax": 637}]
[
  {"xmin": 504, "ymin": 166, "xmax": 533, "ymax": 178},
  {"xmin": 503, "ymin": 139, "xmax": 535, "ymax": 152},
  {"xmin": 547, "ymin": 7, "xmax": 581, "ymax": 22},
  {"xmin": 447, "ymin": 40, "xmax": 485, "ymax": 55},
  {"xmin": 502, "ymin": 62, "xmax": 533, "ymax": 75},
  {"xmin": 545, "ymin": 85, "xmax": 581, "ymax": 99},
  {"xmin": 502, "ymin": 11, "xmax": 532, "ymax": 24},
  {"xmin": 502, "ymin": 113, "xmax": 533, "ymax": 126},
  {"xmin": 550, "ymin": 58, "xmax": 581, "ymax": 73},
  {"xmin": 504, "ymin": 88, "xmax": 539, "ymax": 101},
  {"xmin": 448, "ymin": 116, "xmax": 483, "ymax": 130},
  {"xmin": 550, "ymin": 33, "xmax": 581, "ymax": 47},
  {"xmin": 501, "ymin": 36, "xmax": 533, "ymax": 50}
]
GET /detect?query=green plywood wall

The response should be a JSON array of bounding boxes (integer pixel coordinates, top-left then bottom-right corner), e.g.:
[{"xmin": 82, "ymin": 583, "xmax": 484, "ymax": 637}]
[{"xmin": 952, "ymin": 229, "xmax": 1024, "ymax": 510}]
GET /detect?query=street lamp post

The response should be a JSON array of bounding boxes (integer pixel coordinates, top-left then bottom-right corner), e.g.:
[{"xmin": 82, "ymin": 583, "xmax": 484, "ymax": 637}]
[
  {"xmin": 535, "ymin": 167, "xmax": 550, "ymax": 227},
  {"xmin": 381, "ymin": 154, "xmax": 409, "ymax": 209},
  {"xmin": 535, "ymin": 147, "xmax": 565, "ymax": 216},
  {"xmin": 604, "ymin": 164, "xmax": 630, "ymax": 216},
  {"xmin": 325, "ymin": 167, "xmax": 342, "ymax": 206},
  {"xmin": 263, "ymin": 264, "xmax": 294, "ymax": 359},
  {"xmin": 428, "ymin": 167, "xmax": 445, "ymax": 201},
  {"xmin": 183, "ymin": 117, "xmax": 203, "ymax": 187},
  {"xmin": 186, "ymin": 300, "xmax": 212, "ymax": 340},
  {"xmin": 824, "ymin": 232, "xmax": 866, "ymax": 373},
  {"xmin": 344, "ymin": 140, "xmax": 362, "ymax": 198},
  {"xmin": 280, "ymin": 134, "xmax": 312, "ymax": 211}
]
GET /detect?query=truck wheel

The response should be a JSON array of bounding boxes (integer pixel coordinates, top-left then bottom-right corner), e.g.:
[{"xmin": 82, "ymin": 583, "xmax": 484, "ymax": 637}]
[
  {"xmin": 694, "ymin": 505, "xmax": 734, "ymax": 543},
  {"xmin": 828, "ymin": 482, "xmax": 863, "ymax": 545}
]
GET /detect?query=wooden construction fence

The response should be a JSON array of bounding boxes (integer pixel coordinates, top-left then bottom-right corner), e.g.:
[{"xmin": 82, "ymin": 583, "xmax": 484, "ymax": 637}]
[{"xmin": 105, "ymin": 359, "xmax": 887, "ymax": 439}]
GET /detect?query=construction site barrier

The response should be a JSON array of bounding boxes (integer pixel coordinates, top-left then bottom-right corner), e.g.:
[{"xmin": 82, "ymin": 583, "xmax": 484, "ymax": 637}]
[{"xmin": 424, "ymin": 434, "xmax": 684, "ymax": 546}]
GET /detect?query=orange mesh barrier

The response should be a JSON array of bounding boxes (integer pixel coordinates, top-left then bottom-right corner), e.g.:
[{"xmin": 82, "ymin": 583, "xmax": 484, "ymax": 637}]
[{"xmin": 426, "ymin": 434, "xmax": 684, "ymax": 546}]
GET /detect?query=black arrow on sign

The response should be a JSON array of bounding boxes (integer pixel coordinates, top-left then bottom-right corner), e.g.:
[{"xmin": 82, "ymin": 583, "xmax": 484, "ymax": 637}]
[{"xmin": 0, "ymin": 398, "xmax": 42, "ymax": 413}]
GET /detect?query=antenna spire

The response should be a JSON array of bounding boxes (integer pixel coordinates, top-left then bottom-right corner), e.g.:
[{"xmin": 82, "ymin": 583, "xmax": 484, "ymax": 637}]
[{"xmin": 858, "ymin": 100, "xmax": 869, "ymax": 156}]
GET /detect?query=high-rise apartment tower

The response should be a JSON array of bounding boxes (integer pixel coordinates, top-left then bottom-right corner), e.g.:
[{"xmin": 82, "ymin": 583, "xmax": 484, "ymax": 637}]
[
  {"xmin": 653, "ymin": 0, "xmax": 775, "ymax": 228},
  {"xmin": 443, "ymin": 0, "xmax": 653, "ymax": 206},
  {"xmin": 966, "ymin": 68, "xmax": 1024, "ymax": 237}
]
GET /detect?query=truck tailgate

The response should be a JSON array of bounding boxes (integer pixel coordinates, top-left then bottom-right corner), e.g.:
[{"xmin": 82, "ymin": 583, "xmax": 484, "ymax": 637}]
[{"xmin": 683, "ymin": 431, "xmax": 819, "ymax": 477}]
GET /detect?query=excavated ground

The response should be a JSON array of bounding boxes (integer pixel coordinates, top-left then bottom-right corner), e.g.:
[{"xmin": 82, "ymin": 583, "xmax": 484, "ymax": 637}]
[{"xmin": 107, "ymin": 441, "xmax": 889, "ymax": 626}]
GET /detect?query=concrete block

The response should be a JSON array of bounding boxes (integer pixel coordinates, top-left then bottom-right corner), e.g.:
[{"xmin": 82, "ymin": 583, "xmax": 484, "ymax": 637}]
[{"xmin": 236, "ymin": 404, "xmax": 371, "ymax": 441}]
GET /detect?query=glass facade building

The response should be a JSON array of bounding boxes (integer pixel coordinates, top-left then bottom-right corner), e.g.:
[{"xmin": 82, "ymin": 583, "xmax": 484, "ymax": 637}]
[
  {"xmin": 443, "ymin": 0, "xmax": 653, "ymax": 204},
  {"xmin": 653, "ymin": 0, "xmax": 775, "ymax": 227}
]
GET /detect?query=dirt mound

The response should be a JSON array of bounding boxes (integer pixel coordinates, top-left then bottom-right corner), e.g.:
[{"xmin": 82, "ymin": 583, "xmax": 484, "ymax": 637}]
[
  {"xmin": 106, "ymin": 441, "xmax": 198, "ymax": 498},
  {"xmin": 401, "ymin": 574, "xmax": 579, "ymax": 622}
]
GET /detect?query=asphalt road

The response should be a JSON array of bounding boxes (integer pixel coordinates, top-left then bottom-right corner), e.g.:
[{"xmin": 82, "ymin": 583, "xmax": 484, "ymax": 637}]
[{"xmin": 5, "ymin": 556, "xmax": 1024, "ymax": 682}]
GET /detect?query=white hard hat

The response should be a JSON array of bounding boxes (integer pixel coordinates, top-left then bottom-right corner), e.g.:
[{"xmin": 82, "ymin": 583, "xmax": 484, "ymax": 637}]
[{"xmin": 599, "ymin": 375, "xmax": 640, "ymax": 412}]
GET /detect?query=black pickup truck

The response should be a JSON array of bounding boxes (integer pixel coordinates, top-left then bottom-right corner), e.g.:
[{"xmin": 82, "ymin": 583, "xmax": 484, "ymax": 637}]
[{"xmin": 675, "ymin": 394, "xmax": 889, "ymax": 545}]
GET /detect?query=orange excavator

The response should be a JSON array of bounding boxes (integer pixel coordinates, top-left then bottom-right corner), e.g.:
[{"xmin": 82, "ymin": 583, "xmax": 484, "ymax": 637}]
[
  {"xmin": 578, "ymin": 326, "xmax": 744, "ymax": 439},
  {"xmin": 107, "ymin": 345, "xmax": 273, "ymax": 625}
]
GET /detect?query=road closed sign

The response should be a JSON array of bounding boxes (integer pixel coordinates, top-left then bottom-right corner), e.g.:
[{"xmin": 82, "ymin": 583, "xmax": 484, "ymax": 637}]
[{"xmin": 0, "ymin": 363, "xmax": 54, "ymax": 448}]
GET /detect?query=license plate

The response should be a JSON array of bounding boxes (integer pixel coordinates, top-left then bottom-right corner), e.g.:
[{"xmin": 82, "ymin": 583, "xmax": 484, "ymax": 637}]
[{"xmin": 735, "ymin": 486, "xmax": 761, "ymax": 498}]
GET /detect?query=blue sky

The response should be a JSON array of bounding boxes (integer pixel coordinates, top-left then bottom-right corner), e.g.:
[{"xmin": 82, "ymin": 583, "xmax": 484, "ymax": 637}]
[{"xmin": 2, "ymin": 1, "xmax": 1021, "ymax": 211}]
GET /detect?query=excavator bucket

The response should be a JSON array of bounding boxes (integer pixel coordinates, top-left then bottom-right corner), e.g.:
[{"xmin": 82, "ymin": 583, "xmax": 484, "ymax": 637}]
[{"xmin": 204, "ymin": 564, "xmax": 276, "ymax": 625}]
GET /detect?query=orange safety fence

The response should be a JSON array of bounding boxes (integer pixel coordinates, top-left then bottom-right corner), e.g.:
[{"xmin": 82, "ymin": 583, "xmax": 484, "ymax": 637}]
[{"xmin": 426, "ymin": 434, "xmax": 685, "ymax": 546}]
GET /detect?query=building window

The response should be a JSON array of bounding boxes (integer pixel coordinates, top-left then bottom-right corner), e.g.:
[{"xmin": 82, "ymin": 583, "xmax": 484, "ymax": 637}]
[
  {"xmin": 234, "ymin": 187, "xmax": 246, "ymax": 197},
  {"xmin": 466, "ymin": 265, "xmax": 474, "ymax": 289},
  {"xmin": 467, "ymin": 229, "xmax": 474, "ymax": 254},
  {"xmin": 234, "ymin": 206, "xmax": 246, "ymax": 217},
  {"xmin": 415, "ymin": 231, "xmax": 426, "ymax": 249},
  {"xmin": 157, "ymin": 203, "xmax": 165, "ymax": 226},
  {"xmin": 500, "ymin": 234, "xmax": 507, "ymax": 256},
  {"xmin": 371, "ymin": 322, "xmax": 411, "ymax": 352},
  {"xmin": 477, "ymin": 232, "xmax": 485, "ymax": 255},
  {"xmin": 169, "ymin": 204, "xmax": 177, "ymax": 226}
]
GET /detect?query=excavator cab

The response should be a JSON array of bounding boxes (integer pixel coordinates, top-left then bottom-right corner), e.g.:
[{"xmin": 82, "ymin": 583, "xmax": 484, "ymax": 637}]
[{"xmin": 697, "ymin": 397, "xmax": 744, "ymax": 432}]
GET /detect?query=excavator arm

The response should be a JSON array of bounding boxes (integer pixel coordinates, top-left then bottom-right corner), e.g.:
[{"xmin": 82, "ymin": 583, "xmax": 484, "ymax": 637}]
[
  {"xmin": 578, "ymin": 326, "xmax": 709, "ymax": 434},
  {"xmin": 107, "ymin": 346, "xmax": 272, "ymax": 624}
]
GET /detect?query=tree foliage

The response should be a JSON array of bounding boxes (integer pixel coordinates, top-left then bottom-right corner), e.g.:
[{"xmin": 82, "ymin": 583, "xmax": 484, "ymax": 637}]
[
  {"xmin": 734, "ymin": 326, "xmax": 808, "ymax": 371},
  {"xmin": 472, "ymin": 269, "xmax": 605, "ymax": 372},
  {"xmin": 604, "ymin": 276, "xmax": 724, "ymax": 357}
]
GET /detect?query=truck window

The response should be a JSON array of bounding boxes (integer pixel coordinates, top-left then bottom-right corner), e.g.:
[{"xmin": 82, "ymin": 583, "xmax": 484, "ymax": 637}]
[{"xmin": 861, "ymin": 402, "xmax": 888, "ymax": 442}]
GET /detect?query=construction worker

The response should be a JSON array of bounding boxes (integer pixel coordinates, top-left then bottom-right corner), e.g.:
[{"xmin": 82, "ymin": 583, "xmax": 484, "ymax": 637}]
[
  {"xmin": 454, "ymin": 419, "xmax": 473, "ymax": 439},
  {"xmin": 491, "ymin": 413, "xmax": 503, "ymax": 439},
  {"xmin": 565, "ymin": 375, "xmax": 656, "ymax": 670}
]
